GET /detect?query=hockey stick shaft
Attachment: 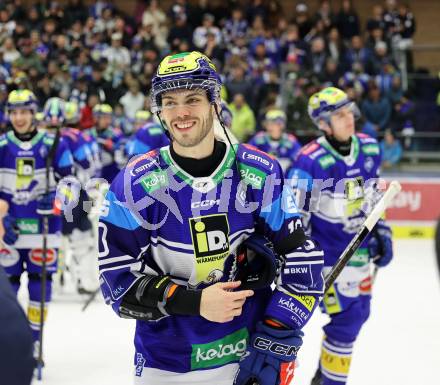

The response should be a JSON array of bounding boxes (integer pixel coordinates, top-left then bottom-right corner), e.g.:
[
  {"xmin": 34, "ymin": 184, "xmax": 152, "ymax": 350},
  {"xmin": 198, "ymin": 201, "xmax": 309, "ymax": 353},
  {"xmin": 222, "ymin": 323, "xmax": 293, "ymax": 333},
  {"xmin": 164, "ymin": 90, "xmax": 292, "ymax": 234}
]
[
  {"xmin": 324, "ymin": 180, "xmax": 401, "ymax": 292},
  {"xmin": 37, "ymin": 128, "xmax": 61, "ymax": 381}
]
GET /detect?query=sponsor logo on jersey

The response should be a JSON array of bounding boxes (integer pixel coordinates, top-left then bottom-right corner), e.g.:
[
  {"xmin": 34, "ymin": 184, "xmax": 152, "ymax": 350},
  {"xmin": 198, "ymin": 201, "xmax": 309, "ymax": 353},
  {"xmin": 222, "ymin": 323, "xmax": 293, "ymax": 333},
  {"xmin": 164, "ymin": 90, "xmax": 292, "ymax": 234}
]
[
  {"xmin": 347, "ymin": 249, "xmax": 369, "ymax": 267},
  {"xmin": 346, "ymin": 168, "xmax": 361, "ymax": 176},
  {"xmin": 16, "ymin": 218, "xmax": 39, "ymax": 234},
  {"xmin": 364, "ymin": 156, "xmax": 374, "ymax": 173},
  {"xmin": 239, "ymin": 164, "xmax": 266, "ymax": 189},
  {"xmin": 242, "ymin": 151, "xmax": 273, "ymax": 170},
  {"xmin": 191, "ymin": 328, "xmax": 248, "ymax": 370},
  {"xmin": 189, "ymin": 214, "xmax": 230, "ymax": 285},
  {"xmin": 148, "ymin": 127, "xmax": 163, "ymax": 136},
  {"xmin": 0, "ymin": 247, "xmax": 20, "ymax": 267},
  {"xmin": 135, "ymin": 353, "xmax": 146, "ymax": 377},
  {"xmin": 362, "ymin": 144, "xmax": 379, "ymax": 156},
  {"xmin": 191, "ymin": 199, "xmax": 221, "ymax": 209},
  {"xmin": 192, "ymin": 179, "xmax": 216, "ymax": 192},
  {"xmin": 29, "ymin": 248, "xmax": 57, "ymax": 266},
  {"xmin": 140, "ymin": 170, "xmax": 168, "ymax": 194},
  {"xmin": 277, "ymin": 295, "xmax": 309, "ymax": 323},
  {"xmin": 309, "ymin": 148, "xmax": 326, "ymax": 160},
  {"xmin": 318, "ymin": 154, "xmax": 336, "ymax": 169},
  {"xmin": 130, "ymin": 160, "xmax": 156, "ymax": 176},
  {"xmin": 16, "ymin": 157, "xmax": 35, "ymax": 189}
]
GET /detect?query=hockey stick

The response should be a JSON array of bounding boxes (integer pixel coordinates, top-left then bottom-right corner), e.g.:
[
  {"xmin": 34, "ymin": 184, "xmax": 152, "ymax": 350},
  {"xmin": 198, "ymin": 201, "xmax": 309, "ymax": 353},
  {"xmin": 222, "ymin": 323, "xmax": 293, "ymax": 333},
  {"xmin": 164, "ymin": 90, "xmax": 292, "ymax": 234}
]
[
  {"xmin": 324, "ymin": 180, "xmax": 401, "ymax": 292},
  {"xmin": 36, "ymin": 128, "xmax": 61, "ymax": 381},
  {"xmin": 248, "ymin": 181, "xmax": 401, "ymax": 385},
  {"xmin": 81, "ymin": 181, "xmax": 108, "ymax": 312},
  {"xmin": 81, "ymin": 286, "xmax": 100, "ymax": 312}
]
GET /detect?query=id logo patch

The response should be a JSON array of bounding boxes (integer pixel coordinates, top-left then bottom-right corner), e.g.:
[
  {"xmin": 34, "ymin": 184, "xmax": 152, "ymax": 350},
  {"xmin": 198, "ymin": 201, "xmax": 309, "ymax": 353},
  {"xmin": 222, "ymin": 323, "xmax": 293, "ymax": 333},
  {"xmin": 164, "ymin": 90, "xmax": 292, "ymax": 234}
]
[
  {"xmin": 189, "ymin": 214, "xmax": 230, "ymax": 285},
  {"xmin": 16, "ymin": 158, "xmax": 35, "ymax": 189}
]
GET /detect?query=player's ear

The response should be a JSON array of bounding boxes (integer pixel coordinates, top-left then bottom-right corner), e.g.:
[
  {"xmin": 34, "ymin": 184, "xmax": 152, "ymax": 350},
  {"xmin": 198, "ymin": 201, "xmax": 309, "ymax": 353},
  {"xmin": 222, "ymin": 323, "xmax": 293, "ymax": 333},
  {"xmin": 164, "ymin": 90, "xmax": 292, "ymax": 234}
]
[{"xmin": 318, "ymin": 119, "xmax": 331, "ymax": 134}]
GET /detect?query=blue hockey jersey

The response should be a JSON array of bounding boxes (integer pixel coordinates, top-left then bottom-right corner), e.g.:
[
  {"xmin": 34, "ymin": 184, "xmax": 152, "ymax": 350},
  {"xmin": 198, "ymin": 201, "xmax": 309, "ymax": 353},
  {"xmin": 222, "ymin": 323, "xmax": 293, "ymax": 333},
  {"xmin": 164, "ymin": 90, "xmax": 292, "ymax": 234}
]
[
  {"xmin": 125, "ymin": 122, "xmax": 170, "ymax": 159},
  {"xmin": 248, "ymin": 132, "xmax": 302, "ymax": 173},
  {"xmin": 88, "ymin": 126, "xmax": 124, "ymax": 184},
  {"xmin": 0, "ymin": 130, "xmax": 73, "ymax": 248},
  {"xmin": 286, "ymin": 133, "xmax": 382, "ymax": 267},
  {"xmin": 98, "ymin": 142, "xmax": 324, "ymax": 377}
]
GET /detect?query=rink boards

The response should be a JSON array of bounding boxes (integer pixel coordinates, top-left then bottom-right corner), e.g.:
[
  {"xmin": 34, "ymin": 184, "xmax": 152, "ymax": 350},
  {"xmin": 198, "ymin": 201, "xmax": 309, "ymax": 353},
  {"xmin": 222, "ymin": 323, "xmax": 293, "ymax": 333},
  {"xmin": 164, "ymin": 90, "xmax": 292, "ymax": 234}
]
[{"xmin": 384, "ymin": 176, "xmax": 440, "ymax": 238}]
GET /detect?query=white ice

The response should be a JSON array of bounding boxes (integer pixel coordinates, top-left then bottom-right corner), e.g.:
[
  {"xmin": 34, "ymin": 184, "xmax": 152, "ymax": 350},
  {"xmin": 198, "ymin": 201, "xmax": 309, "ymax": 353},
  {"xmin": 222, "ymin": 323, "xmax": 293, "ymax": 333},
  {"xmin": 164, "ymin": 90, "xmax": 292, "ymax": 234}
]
[{"xmin": 27, "ymin": 239, "xmax": 439, "ymax": 385}]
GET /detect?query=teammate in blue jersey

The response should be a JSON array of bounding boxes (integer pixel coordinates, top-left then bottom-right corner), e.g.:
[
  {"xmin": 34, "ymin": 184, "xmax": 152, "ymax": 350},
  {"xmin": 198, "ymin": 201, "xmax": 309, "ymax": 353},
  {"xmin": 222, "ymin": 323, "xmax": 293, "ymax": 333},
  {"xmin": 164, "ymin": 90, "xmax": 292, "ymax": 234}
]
[
  {"xmin": 248, "ymin": 109, "xmax": 301, "ymax": 173},
  {"xmin": 286, "ymin": 87, "xmax": 393, "ymax": 385},
  {"xmin": 43, "ymin": 98, "xmax": 99, "ymax": 294},
  {"xmin": 0, "ymin": 90, "xmax": 73, "ymax": 357},
  {"xmin": 125, "ymin": 110, "xmax": 169, "ymax": 159},
  {"xmin": 98, "ymin": 51, "xmax": 325, "ymax": 385},
  {"xmin": 89, "ymin": 103, "xmax": 124, "ymax": 184}
]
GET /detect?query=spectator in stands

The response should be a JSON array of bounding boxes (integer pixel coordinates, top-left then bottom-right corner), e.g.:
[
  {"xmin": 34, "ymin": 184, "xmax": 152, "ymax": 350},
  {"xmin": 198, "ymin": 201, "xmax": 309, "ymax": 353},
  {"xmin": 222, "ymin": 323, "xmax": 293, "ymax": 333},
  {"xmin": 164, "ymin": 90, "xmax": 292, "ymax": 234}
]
[
  {"xmin": 326, "ymin": 27, "xmax": 345, "ymax": 66},
  {"xmin": 228, "ymin": 93, "xmax": 256, "ymax": 142},
  {"xmin": 223, "ymin": 8, "xmax": 248, "ymax": 46},
  {"xmin": 65, "ymin": 0, "xmax": 89, "ymax": 26},
  {"xmin": 70, "ymin": 75, "xmax": 89, "ymax": 109},
  {"xmin": 335, "ymin": 0, "xmax": 360, "ymax": 41},
  {"xmin": 280, "ymin": 23, "xmax": 308, "ymax": 67},
  {"xmin": 246, "ymin": 0, "xmax": 268, "ymax": 25},
  {"xmin": 203, "ymin": 31, "xmax": 225, "ymax": 67},
  {"xmin": 382, "ymin": 0, "xmax": 399, "ymax": 39},
  {"xmin": 344, "ymin": 35, "xmax": 371, "ymax": 69},
  {"xmin": 168, "ymin": 0, "xmax": 192, "ymax": 26},
  {"xmin": 248, "ymin": 42, "xmax": 277, "ymax": 86},
  {"xmin": 314, "ymin": 0, "xmax": 335, "ymax": 34},
  {"xmin": 102, "ymin": 32, "xmax": 131, "ymax": 72},
  {"xmin": 366, "ymin": 4, "xmax": 386, "ymax": 34},
  {"xmin": 308, "ymin": 37, "xmax": 328, "ymax": 75},
  {"xmin": 80, "ymin": 93, "xmax": 99, "ymax": 130},
  {"xmin": 393, "ymin": 94, "xmax": 415, "ymax": 132},
  {"xmin": 193, "ymin": 13, "xmax": 222, "ymax": 50},
  {"xmin": 141, "ymin": 0, "xmax": 168, "ymax": 51},
  {"xmin": 190, "ymin": 0, "xmax": 215, "ymax": 29},
  {"xmin": 386, "ymin": 74, "xmax": 404, "ymax": 105},
  {"xmin": 167, "ymin": 14, "xmax": 193, "ymax": 52},
  {"xmin": 15, "ymin": 38, "xmax": 44, "ymax": 74},
  {"xmin": 293, "ymin": 3, "xmax": 313, "ymax": 39},
  {"xmin": 119, "ymin": 80, "xmax": 145, "ymax": 121},
  {"xmin": 366, "ymin": 40, "xmax": 395, "ymax": 75},
  {"xmin": 88, "ymin": 62, "xmax": 113, "ymax": 103},
  {"xmin": 1, "ymin": 37, "xmax": 21, "ymax": 65},
  {"xmin": 361, "ymin": 84, "xmax": 392, "ymax": 131},
  {"xmin": 225, "ymin": 64, "xmax": 253, "ymax": 105},
  {"xmin": 380, "ymin": 129, "xmax": 402, "ymax": 168},
  {"xmin": 319, "ymin": 57, "xmax": 341, "ymax": 87}
]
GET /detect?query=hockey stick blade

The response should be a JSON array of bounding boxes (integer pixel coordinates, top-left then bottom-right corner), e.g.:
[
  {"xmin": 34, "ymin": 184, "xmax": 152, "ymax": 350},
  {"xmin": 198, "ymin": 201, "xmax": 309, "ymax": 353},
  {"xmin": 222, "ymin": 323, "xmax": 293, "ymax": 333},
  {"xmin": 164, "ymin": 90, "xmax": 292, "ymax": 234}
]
[
  {"xmin": 82, "ymin": 287, "xmax": 100, "ymax": 312},
  {"xmin": 324, "ymin": 180, "xmax": 401, "ymax": 292}
]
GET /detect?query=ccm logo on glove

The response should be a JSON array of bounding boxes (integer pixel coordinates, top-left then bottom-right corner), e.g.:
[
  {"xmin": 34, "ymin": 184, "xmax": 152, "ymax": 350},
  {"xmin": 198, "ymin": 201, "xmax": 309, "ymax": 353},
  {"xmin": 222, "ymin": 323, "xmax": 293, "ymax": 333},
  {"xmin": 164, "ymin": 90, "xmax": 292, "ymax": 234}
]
[{"xmin": 253, "ymin": 337, "xmax": 300, "ymax": 357}]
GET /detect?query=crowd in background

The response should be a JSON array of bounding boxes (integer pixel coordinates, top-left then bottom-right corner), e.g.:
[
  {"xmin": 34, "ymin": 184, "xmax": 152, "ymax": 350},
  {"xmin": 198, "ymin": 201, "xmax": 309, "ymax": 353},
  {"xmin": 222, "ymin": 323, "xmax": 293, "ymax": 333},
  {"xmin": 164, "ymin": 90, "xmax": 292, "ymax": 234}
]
[{"xmin": 0, "ymin": 0, "xmax": 438, "ymax": 166}]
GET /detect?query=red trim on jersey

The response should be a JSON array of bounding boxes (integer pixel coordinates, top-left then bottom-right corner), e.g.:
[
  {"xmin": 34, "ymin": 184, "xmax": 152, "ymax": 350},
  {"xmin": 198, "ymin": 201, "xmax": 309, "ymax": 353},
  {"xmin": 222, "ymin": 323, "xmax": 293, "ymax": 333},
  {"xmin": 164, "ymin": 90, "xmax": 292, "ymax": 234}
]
[
  {"xmin": 300, "ymin": 142, "xmax": 319, "ymax": 155},
  {"xmin": 127, "ymin": 149, "xmax": 158, "ymax": 168}
]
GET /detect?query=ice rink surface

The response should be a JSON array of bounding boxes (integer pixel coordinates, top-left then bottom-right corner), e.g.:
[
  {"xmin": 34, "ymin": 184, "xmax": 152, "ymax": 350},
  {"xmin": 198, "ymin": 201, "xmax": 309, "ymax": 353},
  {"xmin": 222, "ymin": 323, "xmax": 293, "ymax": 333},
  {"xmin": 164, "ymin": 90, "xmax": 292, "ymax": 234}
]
[{"xmin": 29, "ymin": 239, "xmax": 440, "ymax": 385}]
